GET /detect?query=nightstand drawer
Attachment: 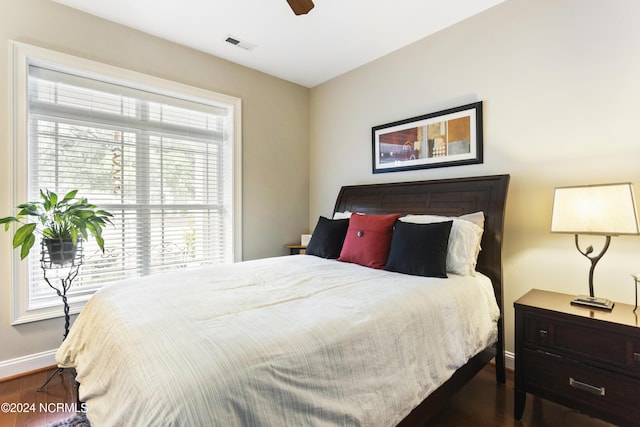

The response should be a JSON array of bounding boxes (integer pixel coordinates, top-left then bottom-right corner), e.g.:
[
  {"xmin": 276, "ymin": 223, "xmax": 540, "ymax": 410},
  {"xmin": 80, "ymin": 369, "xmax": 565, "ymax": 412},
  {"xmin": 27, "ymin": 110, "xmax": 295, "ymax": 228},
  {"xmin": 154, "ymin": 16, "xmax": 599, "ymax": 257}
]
[
  {"xmin": 522, "ymin": 349, "xmax": 640, "ymax": 423},
  {"xmin": 523, "ymin": 314, "xmax": 640, "ymax": 374}
]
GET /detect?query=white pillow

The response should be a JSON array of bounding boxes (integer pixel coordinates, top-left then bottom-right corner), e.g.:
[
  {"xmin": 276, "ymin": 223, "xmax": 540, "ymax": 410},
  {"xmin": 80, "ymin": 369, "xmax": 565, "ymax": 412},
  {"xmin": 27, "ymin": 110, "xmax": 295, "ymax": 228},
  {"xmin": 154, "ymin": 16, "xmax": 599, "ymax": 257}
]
[
  {"xmin": 332, "ymin": 211, "xmax": 353, "ymax": 219},
  {"xmin": 458, "ymin": 211, "xmax": 485, "ymax": 230},
  {"xmin": 400, "ymin": 212, "xmax": 484, "ymax": 276}
]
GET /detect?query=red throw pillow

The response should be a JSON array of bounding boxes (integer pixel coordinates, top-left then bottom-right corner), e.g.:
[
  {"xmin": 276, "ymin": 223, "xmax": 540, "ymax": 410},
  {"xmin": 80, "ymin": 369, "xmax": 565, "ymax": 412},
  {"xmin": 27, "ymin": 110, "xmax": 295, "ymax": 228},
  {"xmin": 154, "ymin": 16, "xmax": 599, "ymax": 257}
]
[{"xmin": 338, "ymin": 213, "xmax": 402, "ymax": 269}]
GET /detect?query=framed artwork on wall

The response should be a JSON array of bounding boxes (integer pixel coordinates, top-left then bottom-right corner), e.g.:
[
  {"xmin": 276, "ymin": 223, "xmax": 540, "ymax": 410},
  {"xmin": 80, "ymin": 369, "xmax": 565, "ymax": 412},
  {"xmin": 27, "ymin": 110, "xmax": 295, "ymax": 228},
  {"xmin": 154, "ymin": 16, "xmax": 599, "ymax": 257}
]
[{"xmin": 372, "ymin": 101, "xmax": 483, "ymax": 174}]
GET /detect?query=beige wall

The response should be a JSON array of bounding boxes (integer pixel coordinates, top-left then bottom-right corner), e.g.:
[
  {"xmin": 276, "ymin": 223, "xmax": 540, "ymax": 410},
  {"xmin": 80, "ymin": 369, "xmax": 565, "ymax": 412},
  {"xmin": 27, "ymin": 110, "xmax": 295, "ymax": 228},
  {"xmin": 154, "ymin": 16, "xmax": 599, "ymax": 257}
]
[
  {"xmin": 0, "ymin": 0, "xmax": 309, "ymax": 366},
  {"xmin": 310, "ymin": 0, "xmax": 640, "ymax": 356}
]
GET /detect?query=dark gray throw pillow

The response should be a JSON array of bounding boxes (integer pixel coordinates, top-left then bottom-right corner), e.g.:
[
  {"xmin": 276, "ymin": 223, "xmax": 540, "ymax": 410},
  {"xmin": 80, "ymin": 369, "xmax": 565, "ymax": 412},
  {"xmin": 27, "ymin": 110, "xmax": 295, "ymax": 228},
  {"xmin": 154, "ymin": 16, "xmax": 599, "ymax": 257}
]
[
  {"xmin": 305, "ymin": 216, "xmax": 350, "ymax": 259},
  {"xmin": 385, "ymin": 220, "xmax": 452, "ymax": 278}
]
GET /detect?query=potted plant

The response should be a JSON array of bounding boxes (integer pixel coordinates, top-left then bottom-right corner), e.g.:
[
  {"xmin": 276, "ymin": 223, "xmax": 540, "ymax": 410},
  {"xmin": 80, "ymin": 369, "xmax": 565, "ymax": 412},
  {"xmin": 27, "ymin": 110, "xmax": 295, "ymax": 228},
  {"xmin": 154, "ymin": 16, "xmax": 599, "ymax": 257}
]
[{"xmin": 0, "ymin": 189, "xmax": 113, "ymax": 265}]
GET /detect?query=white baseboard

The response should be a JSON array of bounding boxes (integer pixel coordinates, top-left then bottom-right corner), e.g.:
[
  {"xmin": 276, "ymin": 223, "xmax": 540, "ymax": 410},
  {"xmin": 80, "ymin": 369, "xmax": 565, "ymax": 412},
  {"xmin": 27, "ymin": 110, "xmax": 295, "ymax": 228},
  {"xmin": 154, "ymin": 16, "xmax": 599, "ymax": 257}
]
[
  {"xmin": 0, "ymin": 349, "xmax": 57, "ymax": 380},
  {"xmin": 505, "ymin": 350, "xmax": 515, "ymax": 370}
]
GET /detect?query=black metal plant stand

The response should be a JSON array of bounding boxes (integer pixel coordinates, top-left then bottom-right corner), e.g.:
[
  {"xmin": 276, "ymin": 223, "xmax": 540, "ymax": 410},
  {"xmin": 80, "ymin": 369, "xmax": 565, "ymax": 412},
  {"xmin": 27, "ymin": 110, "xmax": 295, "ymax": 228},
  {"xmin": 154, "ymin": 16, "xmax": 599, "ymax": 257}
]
[{"xmin": 37, "ymin": 239, "xmax": 84, "ymax": 392}]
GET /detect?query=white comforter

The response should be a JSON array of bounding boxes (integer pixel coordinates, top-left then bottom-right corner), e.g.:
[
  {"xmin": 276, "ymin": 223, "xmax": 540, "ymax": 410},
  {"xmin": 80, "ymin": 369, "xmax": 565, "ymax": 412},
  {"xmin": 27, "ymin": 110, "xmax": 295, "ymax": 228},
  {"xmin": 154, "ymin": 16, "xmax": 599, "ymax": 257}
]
[{"xmin": 56, "ymin": 255, "xmax": 499, "ymax": 427}]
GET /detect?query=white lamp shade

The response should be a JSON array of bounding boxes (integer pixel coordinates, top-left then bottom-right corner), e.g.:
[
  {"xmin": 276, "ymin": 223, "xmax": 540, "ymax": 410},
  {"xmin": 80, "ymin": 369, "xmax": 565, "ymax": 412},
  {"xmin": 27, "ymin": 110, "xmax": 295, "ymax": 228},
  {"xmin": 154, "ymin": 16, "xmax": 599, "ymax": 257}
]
[{"xmin": 551, "ymin": 183, "xmax": 640, "ymax": 235}]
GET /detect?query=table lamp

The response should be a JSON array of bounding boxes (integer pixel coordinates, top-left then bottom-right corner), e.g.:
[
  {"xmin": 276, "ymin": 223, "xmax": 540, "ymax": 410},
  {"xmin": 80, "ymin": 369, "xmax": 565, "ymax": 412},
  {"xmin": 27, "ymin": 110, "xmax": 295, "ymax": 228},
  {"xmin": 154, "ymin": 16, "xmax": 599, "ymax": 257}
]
[{"xmin": 551, "ymin": 182, "xmax": 639, "ymax": 310}]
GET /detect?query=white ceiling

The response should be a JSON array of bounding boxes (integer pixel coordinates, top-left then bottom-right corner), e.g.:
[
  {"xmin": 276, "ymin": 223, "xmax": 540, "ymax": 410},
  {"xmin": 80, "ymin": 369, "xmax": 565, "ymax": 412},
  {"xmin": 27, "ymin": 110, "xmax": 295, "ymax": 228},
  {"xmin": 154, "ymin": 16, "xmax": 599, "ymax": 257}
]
[{"xmin": 53, "ymin": 0, "xmax": 505, "ymax": 88}]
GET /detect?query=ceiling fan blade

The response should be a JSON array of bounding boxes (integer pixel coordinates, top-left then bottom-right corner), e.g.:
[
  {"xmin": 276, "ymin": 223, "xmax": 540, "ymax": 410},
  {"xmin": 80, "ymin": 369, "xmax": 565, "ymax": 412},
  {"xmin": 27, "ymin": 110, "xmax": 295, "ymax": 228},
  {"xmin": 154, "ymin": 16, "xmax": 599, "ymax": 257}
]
[{"xmin": 286, "ymin": 0, "xmax": 314, "ymax": 15}]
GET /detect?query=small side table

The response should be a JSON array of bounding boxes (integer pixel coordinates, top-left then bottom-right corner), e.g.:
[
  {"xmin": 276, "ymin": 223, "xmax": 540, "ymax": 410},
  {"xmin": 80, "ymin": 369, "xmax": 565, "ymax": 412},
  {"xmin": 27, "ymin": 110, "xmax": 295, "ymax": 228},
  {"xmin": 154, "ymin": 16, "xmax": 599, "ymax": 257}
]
[
  {"xmin": 514, "ymin": 289, "xmax": 640, "ymax": 426},
  {"xmin": 284, "ymin": 244, "xmax": 306, "ymax": 255}
]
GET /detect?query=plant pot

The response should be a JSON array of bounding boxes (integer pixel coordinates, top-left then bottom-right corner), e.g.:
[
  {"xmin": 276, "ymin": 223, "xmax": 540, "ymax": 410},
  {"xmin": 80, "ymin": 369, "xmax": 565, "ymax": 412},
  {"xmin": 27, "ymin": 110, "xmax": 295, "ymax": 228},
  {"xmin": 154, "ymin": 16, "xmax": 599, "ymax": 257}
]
[{"xmin": 44, "ymin": 238, "xmax": 78, "ymax": 266}]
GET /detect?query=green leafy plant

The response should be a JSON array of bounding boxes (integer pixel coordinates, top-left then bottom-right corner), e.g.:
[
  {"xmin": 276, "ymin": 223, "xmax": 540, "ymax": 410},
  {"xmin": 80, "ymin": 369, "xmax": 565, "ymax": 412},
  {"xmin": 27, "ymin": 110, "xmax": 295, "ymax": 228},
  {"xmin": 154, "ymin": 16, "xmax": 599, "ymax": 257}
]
[{"xmin": 0, "ymin": 189, "xmax": 113, "ymax": 260}]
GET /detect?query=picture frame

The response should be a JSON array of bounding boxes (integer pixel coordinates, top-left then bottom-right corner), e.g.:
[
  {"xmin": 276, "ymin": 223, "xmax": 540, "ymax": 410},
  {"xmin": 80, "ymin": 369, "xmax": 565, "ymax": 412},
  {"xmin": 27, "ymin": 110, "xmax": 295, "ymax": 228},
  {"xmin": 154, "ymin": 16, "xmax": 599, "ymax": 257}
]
[{"xmin": 372, "ymin": 101, "xmax": 483, "ymax": 174}]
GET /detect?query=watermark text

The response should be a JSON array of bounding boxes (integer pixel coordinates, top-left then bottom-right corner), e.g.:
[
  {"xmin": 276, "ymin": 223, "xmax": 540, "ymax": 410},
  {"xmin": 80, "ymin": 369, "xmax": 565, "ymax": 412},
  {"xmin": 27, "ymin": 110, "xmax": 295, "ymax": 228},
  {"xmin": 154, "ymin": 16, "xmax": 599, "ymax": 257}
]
[{"xmin": 1, "ymin": 402, "xmax": 86, "ymax": 413}]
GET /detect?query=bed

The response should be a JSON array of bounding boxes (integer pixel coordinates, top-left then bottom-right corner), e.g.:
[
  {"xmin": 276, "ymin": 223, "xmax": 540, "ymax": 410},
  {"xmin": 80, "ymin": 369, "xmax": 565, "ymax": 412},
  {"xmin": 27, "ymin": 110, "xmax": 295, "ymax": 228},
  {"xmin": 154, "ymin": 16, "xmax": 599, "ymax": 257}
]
[{"xmin": 57, "ymin": 174, "xmax": 510, "ymax": 426}]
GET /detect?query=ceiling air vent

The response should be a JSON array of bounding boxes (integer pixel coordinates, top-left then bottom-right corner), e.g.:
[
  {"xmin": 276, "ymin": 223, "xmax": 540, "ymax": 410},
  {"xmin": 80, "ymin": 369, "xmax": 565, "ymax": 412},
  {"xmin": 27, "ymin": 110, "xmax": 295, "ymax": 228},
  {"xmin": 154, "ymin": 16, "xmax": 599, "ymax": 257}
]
[{"xmin": 225, "ymin": 35, "xmax": 257, "ymax": 51}]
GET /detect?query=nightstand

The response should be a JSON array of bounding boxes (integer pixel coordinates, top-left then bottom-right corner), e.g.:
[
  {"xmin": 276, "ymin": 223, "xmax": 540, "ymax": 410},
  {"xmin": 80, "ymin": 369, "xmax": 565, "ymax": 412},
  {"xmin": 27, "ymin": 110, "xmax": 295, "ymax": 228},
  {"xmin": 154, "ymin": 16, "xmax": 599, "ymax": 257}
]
[
  {"xmin": 514, "ymin": 289, "xmax": 640, "ymax": 426},
  {"xmin": 284, "ymin": 244, "xmax": 306, "ymax": 255}
]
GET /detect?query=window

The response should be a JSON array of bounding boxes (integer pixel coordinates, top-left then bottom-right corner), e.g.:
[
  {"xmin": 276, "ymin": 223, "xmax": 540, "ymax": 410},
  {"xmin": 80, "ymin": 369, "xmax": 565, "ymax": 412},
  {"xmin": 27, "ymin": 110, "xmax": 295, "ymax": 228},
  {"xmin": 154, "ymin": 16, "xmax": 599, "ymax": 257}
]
[{"xmin": 10, "ymin": 42, "xmax": 242, "ymax": 324}]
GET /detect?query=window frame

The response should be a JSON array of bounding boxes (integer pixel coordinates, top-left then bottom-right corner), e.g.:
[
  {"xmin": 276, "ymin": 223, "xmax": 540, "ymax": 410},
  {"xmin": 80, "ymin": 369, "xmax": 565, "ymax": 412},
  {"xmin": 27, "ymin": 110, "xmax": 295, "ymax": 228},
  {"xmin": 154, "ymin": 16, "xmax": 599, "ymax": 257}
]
[{"xmin": 9, "ymin": 41, "xmax": 243, "ymax": 325}]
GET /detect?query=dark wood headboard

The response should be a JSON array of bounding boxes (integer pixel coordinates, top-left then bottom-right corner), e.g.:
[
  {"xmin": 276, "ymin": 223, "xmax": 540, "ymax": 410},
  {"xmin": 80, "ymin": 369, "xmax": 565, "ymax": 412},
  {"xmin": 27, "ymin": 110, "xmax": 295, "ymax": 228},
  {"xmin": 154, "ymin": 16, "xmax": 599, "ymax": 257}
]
[{"xmin": 333, "ymin": 174, "xmax": 510, "ymax": 379}]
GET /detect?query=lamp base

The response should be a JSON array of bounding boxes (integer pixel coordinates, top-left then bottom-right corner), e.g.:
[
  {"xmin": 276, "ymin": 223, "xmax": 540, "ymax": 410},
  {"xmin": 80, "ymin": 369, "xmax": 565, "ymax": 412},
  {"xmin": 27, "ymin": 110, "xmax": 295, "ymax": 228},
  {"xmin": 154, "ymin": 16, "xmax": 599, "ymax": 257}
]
[{"xmin": 570, "ymin": 295, "xmax": 614, "ymax": 311}]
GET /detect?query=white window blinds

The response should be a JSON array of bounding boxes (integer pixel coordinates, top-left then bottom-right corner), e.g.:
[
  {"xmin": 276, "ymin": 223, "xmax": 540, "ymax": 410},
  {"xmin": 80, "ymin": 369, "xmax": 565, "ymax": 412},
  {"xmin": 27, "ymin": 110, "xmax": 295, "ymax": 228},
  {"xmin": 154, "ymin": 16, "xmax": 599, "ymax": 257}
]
[{"xmin": 25, "ymin": 64, "xmax": 237, "ymax": 307}]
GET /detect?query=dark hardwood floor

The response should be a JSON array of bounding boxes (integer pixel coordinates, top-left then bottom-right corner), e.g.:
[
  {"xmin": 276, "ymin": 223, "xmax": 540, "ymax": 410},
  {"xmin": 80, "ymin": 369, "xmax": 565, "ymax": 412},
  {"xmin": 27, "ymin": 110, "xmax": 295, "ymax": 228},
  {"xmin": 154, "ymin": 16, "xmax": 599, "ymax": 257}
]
[
  {"xmin": 0, "ymin": 364, "xmax": 615, "ymax": 426},
  {"xmin": 0, "ymin": 368, "xmax": 77, "ymax": 427},
  {"xmin": 432, "ymin": 365, "xmax": 614, "ymax": 427}
]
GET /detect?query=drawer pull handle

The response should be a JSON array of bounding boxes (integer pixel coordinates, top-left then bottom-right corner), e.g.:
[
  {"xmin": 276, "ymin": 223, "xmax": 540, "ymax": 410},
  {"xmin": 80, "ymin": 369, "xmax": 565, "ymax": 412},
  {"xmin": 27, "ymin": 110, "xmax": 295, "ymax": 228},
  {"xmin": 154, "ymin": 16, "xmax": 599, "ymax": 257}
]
[
  {"xmin": 539, "ymin": 330, "xmax": 548, "ymax": 339},
  {"xmin": 634, "ymin": 352, "xmax": 640, "ymax": 363},
  {"xmin": 569, "ymin": 377, "xmax": 605, "ymax": 396}
]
